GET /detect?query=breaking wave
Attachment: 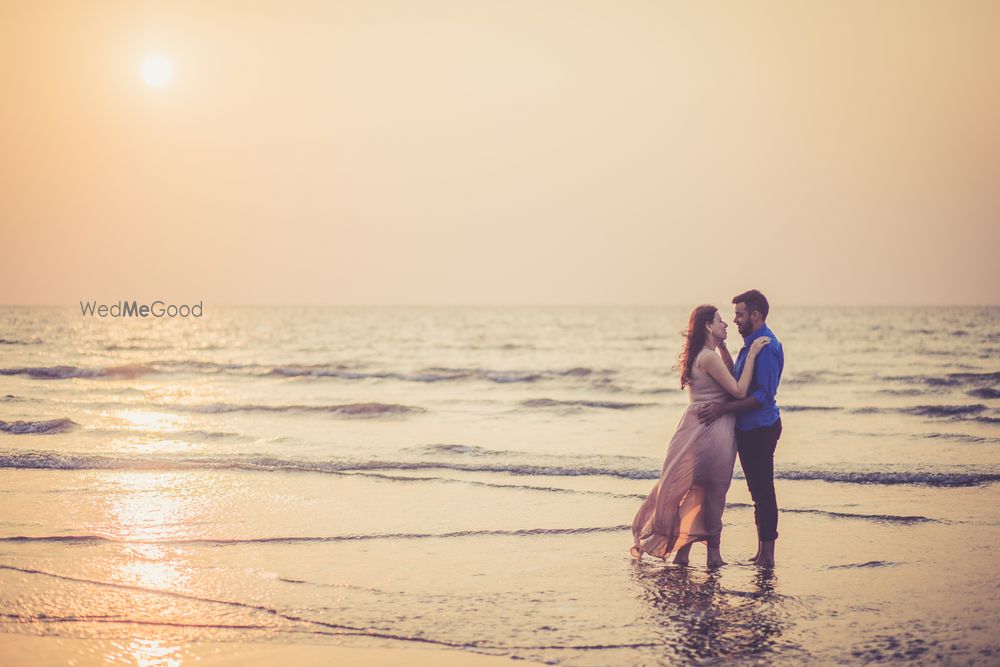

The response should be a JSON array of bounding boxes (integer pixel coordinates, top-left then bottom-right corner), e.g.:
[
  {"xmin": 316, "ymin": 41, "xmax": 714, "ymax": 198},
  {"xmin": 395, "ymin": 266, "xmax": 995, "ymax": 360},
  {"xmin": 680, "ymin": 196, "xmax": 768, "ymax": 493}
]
[
  {"xmin": 0, "ymin": 418, "xmax": 78, "ymax": 435},
  {"xmin": 1, "ymin": 451, "xmax": 996, "ymax": 487},
  {"xmin": 0, "ymin": 364, "xmax": 157, "ymax": 380},
  {"xmin": 173, "ymin": 402, "xmax": 422, "ymax": 416},
  {"xmin": 519, "ymin": 398, "xmax": 657, "ymax": 411}
]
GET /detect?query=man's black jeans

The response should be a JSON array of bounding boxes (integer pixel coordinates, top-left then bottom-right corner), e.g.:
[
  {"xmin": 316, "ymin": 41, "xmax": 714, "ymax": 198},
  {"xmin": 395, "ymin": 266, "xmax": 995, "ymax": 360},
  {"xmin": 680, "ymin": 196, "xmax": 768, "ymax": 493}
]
[{"xmin": 736, "ymin": 417, "xmax": 782, "ymax": 542}]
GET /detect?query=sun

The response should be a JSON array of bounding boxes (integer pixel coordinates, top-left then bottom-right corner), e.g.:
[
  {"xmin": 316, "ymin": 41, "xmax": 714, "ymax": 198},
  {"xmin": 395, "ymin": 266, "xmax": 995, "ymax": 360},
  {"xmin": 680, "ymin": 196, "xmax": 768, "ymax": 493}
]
[{"xmin": 141, "ymin": 54, "xmax": 173, "ymax": 88}]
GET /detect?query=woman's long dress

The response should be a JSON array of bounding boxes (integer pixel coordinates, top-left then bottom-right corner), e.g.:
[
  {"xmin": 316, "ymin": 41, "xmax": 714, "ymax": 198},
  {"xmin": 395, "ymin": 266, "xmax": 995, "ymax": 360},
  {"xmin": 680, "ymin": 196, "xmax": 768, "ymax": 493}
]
[{"xmin": 630, "ymin": 348, "xmax": 738, "ymax": 559}]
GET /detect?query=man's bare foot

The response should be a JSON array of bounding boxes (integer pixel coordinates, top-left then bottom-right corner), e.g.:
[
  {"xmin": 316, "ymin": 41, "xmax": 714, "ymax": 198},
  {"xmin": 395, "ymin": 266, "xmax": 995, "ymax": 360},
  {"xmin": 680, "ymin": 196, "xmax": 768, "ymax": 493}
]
[
  {"xmin": 746, "ymin": 539, "xmax": 762, "ymax": 563},
  {"xmin": 754, "ymin": 540, "xmax": 775, "ymax": 566},
  {"xmin": 673, "ymin": 543, "xmax": 692, "ymax": 565}
]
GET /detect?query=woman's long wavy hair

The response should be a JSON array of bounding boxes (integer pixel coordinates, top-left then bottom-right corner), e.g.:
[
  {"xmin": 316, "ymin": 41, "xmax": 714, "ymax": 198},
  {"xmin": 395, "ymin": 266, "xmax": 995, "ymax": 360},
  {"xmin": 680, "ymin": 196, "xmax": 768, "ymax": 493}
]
[{"xmin": 679, "ymin": 305, "xmax": 718, "ymax": 389}]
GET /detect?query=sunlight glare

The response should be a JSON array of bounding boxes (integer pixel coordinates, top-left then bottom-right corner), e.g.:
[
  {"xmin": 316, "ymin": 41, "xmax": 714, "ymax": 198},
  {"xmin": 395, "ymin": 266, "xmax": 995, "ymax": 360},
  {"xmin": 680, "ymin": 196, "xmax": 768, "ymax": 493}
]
[{"xmin": 141, "ymin": 54, "xmax": 173, "ymax": 87}]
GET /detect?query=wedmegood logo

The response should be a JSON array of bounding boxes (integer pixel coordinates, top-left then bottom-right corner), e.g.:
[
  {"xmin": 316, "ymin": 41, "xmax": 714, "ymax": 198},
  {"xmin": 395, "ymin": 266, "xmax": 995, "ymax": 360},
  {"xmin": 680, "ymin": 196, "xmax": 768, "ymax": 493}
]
[{"xmin": 79, "ymin": 301, "xmax": 204, "ymax": 318}]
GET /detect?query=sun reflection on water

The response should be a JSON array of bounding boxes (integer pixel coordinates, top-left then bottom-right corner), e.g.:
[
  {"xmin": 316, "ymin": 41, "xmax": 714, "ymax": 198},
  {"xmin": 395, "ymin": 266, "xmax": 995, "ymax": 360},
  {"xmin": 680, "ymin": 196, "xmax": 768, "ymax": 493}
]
[
  {"xmin": 114, "ymin": 409, "xmax": 188, "ymax": 433},
  {"xmin": 109, "ymin": 638, "xmax": 183, "ymax": 667},
  {"xmin": 115, "ymin": 436, "xmax": 197, "ymax": 455},
  {"xmin": 106, "ymin": 473, "xmax": 188, "ymax": 539},
  {"xmin": 99, "ymin": 472, "xmax": 198, "ymax": 592},
  {"xmin": 105, "ymin": 408, "xmax": 198, "ymax": 454},
  {"xmin": 87, "ymin": 472, "xmax": 205, "ymax": 664},
  {"xmin": 116, "ymin": 543, "xmax": 188, "ymax": 590}
]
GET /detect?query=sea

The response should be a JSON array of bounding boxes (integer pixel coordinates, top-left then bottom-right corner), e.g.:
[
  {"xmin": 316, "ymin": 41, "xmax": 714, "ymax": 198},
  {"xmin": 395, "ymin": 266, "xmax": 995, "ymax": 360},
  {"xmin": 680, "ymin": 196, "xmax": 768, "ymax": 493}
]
[{"xmin": 1, "ymin": 304, "xmax": 998, "ymax": 665}]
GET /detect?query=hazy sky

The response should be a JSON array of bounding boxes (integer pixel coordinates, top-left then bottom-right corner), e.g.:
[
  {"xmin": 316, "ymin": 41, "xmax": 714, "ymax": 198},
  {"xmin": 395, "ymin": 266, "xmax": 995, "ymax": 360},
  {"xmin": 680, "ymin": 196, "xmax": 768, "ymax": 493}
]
[{"xmin": 2, "ymin": 0, "xmax": 998, "ymax": 306}]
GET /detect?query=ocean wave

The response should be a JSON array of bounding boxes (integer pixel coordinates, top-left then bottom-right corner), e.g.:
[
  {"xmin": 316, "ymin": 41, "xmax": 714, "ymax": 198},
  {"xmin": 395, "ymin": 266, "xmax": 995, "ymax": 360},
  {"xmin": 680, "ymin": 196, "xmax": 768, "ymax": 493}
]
[
  {"xmin": 874, "ymin": 388, "xmax": 926, "ymax": 396},
  {"xmin": 921, "ymin": 432, "xmax": 1000, "ymax": 444},
  {"xmin": 264, "ymin": 365, "xmax": 405, "ymax": 380},
  {"xmin": 586, "ymin": 379, "xmax": 633, "ymax": 393},
  {"xmin": 405, "ymin": 444, "xmax": 514, "ymax": 457},
  {"xmin": 782, "ymin": 371, "xmax": 856, "ymax": 385},
  {"xmin": 0, "ymin": 507, "xmax": 937, "ymax": 553},
  {"xmin": 1, "ymin": 345, "xmax": 627, "ymax": 386},
  {"xmin": 882, "ymin": 374, "xmax": 956, "ymax": 387},
  {"xmin": 899, "ymin": 404, "xmax": 987, "ymax": 417},
  {"xmin": 827, "ymin": 561, "xmax": 901, "ymax": 569},
  {"xmin": 79, "ymin": 426, "xmax": 254, "ymax": 442},
  {"xmin": 849, "ymin": 404, "xmax": 993, "ymax": 419},
  {"xmin": 173, "ymin": 429, "xmax": 252, "ymax": 441},
  {"xmin": 776, "ymin": 469, "xmax": 1000, "ymax": 487},
  {"xmin": 439, "ymin": 342, "xmax": 536, "ymax": 351},
  {"xmin": 0, "ymin": 418, "xmax": 78, "ymax": 435},
  {"xmin": 968, "ymin": 387, "xmax": 1000, "ymax": 399},
  {"xmin": 175, "ymin": 402, "xmax": 423, "ymax": 416},
  {"xmin": 234, "ymin": 362, "xmax": 608, "ymax": 384},
  {"xmin": 0, "ymin": 363, "xmax": 158, "ymax": 380},
  {"xmin": 0, "ymin": 449, "xmax": 650, "ymax": 478},
  {"xmin": 781, "ymin": 405, "xmax": 842, "ymax": 412},
  {"xmin": 2, "ymin": 394, "xmax": 23, "ymax": 402},
  {"xmin": 519, "ymin": 398, "xmax": 657, "ymax": 411},
  {"xmin": 4, "ymin": 358, "xmax": 616, "ymax": 386},
  {"xmin": 884, "ymin": 371, "xmax": 1000, "ymax": 387},
  {"xmin": 0, "ymin": 337, "xmax": 43, "ymax": 345},
  {"xmin": 0, "ymin": 525, "xmax": 628, "ymax": 547},
  {"xmin": 0, "ymin": 612, "xmax": 269, "ymax": 631},
  {"xmin": 775, "ymin": 508, "xmax": 936, "ymax": 524},
  {"xmin": 152, "ymin": 360, "xmax": 258, "ymax": 375},
  {"xmin": 948, "ymin": 371, "xmax": 1000, "ymax": 383},
  {"xmin": 1, "ymin": 451, "xmax": 996, "ymax": 487},
  {"xmin": 828, "ymin": 429, "xmax": 1000, "ymax": 444},
  {"xmin": 972, "ymin": 415, "xmax": 1000, "ymax": 424}
]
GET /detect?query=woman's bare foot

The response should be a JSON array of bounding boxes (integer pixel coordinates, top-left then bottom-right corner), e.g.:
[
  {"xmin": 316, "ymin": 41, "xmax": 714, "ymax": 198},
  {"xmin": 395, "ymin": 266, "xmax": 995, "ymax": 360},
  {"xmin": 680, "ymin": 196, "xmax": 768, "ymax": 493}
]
[
  {"xmin": 672, "ymin": 543, "xmax": 692, "ymax": 565},
  {"xmin": 747, "ymin": 539, "xmax": 762, "ymax": 563}
]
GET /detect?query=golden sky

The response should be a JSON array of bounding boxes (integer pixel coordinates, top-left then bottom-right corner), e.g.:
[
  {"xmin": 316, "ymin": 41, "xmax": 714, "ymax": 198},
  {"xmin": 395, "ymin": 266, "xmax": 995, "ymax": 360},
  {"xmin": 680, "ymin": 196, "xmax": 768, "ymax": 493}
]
[{"xmin": 2, "ymin": 0, "xmax": 998, "ymax": 306}]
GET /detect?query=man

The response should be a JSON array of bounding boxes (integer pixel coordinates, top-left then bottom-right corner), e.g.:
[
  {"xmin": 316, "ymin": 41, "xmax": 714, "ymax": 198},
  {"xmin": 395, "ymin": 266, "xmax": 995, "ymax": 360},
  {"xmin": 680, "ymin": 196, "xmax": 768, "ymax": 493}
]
[{"xmin": 698, "ymin": 289, "xmax": 784, "ymax": 566}]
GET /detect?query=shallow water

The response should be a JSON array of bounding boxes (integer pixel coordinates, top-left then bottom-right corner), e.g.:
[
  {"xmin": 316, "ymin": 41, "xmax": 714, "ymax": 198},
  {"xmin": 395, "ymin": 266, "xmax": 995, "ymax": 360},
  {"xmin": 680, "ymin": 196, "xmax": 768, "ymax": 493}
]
[{"xmin": 1, "ymin": 305, "xmax": 998, "ymax": 664}]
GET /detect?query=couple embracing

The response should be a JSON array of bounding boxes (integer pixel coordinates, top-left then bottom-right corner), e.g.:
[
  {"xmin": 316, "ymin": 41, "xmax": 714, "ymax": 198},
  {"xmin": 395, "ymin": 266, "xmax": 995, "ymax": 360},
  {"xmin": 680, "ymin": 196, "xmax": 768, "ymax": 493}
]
[{"xmin": 630, "ymin": 289, "xmax": 784, "ymax": 567}]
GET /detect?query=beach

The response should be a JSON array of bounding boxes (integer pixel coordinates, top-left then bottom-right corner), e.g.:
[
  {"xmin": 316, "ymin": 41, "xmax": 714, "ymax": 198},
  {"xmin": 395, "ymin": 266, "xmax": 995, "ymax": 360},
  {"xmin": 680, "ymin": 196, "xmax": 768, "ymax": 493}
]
[
  {"xmin": 0, "ymin": 633, "xmax": 523, "ymax": 666},
  {"xmin": 2, "ymin": 305, "xmax": 999, "ymax": 665}
]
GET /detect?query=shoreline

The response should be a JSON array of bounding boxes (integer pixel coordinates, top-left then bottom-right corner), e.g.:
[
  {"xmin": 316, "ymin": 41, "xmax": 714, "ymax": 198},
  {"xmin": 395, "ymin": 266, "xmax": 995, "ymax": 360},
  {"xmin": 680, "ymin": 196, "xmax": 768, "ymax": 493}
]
[{"xmin": 0, "ymin": 633, "xmax": 530, "ymax": 666}]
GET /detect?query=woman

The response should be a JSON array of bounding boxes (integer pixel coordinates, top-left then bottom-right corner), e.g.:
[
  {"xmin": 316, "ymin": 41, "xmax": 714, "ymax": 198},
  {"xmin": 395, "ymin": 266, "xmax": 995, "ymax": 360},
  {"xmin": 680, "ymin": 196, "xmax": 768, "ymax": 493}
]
[{"xmin": 630, "ymin": 305, "xmax": 769, "ymax": 567}]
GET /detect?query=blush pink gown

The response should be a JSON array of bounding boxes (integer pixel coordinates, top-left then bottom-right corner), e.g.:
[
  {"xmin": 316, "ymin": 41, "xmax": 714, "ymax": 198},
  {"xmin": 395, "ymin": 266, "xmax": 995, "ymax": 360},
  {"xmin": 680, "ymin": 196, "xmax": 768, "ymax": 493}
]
[{"xmin": 630, "ymin": 348, "xmax": 737, "ymax": 559}]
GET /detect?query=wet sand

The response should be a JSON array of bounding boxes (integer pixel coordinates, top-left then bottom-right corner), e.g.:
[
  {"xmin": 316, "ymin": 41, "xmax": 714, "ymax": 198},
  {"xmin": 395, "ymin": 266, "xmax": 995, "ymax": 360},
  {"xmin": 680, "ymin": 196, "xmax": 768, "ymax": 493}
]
[{"xmin": 0, "ymin": 633, "xmax": 528, "ymax": 666}]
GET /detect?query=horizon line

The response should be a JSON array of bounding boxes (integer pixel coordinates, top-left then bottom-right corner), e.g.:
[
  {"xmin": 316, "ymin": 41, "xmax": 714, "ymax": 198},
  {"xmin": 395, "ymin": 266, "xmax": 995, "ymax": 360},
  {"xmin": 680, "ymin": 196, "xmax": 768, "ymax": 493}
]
[{"xmin": 2, "ymin": 302, "xmax": 999, "ymax": 309}]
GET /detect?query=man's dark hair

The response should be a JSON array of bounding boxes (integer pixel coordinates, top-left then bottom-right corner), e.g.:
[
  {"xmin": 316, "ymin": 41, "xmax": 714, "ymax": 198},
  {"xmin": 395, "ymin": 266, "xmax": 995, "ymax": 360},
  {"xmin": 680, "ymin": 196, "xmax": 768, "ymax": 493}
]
[{"xmin": 732, "ymin": 289, "xmax": 769, "ymax": 321}]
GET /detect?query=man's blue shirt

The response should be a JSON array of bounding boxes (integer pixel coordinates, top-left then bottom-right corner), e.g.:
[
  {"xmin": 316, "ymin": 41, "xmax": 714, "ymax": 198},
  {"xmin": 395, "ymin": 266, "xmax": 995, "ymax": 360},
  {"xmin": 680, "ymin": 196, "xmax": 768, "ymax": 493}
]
[{"xmin": 732, "ymin": 324, "xmax": 783, "ymax": 431}]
